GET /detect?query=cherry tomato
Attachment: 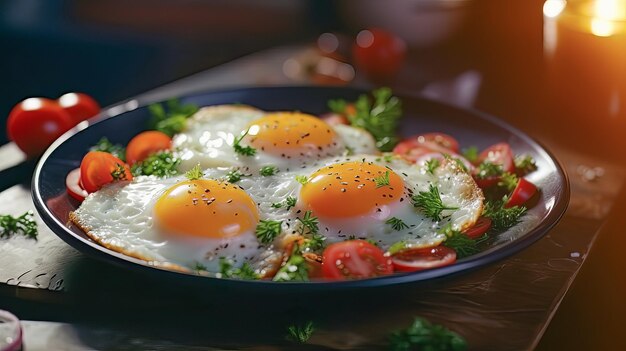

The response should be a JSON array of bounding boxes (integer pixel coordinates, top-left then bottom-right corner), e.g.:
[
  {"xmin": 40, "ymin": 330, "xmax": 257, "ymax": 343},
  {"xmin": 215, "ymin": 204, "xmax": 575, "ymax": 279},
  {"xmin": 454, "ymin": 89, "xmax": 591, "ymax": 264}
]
[
  {"xmin": 478, "ymin": 143, "xmax": 515, "ymax": 173},
  {"xmin": 7, "ymin": 98, "xmax": 74, "ymax": 157},
  {"xmin": 505, "ymin": 178, "xmax": 537, "ymax": 208},
  {"xmin": 391, "ymin": 246, "xmax": 457, "ymax": 272},
  {"xmin": 320, "ymin": 113, "xmax": 349, "ymax": 126},
  {"xmin": 462, "ymin": 217, "xmax": 492, "ymax": 239},
  {"xmin": 66, "ymin": 168, "xmax": 88, "ymax": 202},
  {"xmin": 57, "ymin": 92, "xmax": 101, "ymax": 124},
  {"xmin": 321, "ymin": 240, "xmax": 393, "ymax": 280},
  {"xmin": 352, "ymin": 28, "xmax": 407, "ymax": 82},
  {"xmin": 80, "ymin": 151, "xmax": 132, "ymax": 193},
  {"xmin": 393, "ymin": 133, "xmax": 460, "ymax": 161},
  {"xmin": 125, "ymin": 131, "xmax": 172, "ymax": 165}
]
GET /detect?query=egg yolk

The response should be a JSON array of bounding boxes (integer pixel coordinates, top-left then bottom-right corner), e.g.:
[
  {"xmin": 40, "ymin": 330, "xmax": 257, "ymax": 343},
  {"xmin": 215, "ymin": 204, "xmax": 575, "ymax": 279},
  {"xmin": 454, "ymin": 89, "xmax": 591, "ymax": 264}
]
[
  {"xmin": 299, "ymin": 161, "xmax": 405, "ymax": 218},
  {"xmin": 154, "ymin": 179, "xmax": 259, "ymax": 239},
  {"xmin": 246, "ymin": 112, "xmax": 337, "ymax": 157}
]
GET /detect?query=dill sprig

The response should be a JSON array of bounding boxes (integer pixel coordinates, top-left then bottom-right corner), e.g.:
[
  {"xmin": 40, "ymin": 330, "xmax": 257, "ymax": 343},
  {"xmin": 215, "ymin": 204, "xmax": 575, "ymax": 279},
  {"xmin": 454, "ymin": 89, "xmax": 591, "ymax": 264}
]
[
  {"xmin": 233, "ymin": 129, "xmax": 256, "ymax": 156},
  {"xmin": 389, "ymin": 317, "xmax": 467, "ymax": 351},
  {"xmin": 286, "ymin": 321, "xmax": 316, "ymax": 343},
  {"xmin": 475, "ymin": 161, "xmax": 503, "ymax": 179},
  {"xmin": 439, "ymin": 225, "xmax": 487, "ymax": 259},
  {"xmin": 259, "ymin": 165, "xmax": 278, "ymax": 176},
  {"xmin": 297, "ymin": 210, "xmax": 319, "ymax": 235},
  {"xmin": 185, "ymin": 164, "xmax": 203, "ymax": 180},
  {"xmin": 497, "ymin": 172, "xmax": 519, "ymax": 192},
  {"xmin": 425, "ymin": 159, "xmax": 440, "ymax": 175},
  {"xmin": 329, "ymin": 87, "xmax": 402, "ymax": 152},
  {"xmin": 386, "ymin": 217, "xmax": 409, "ymax": 231},
  {"xmin": 131, "ymin": 151, "xmax": 180, "ymax": 177},
  {"xmin": 515, "ymin": 155, "xmax": 537, "ymax": 174},
  {"xmin": 148, "ymin": 98, "xmax": 199, "ymax": 137},
  {"xmin": 374, "ymin": 170, "xmax": 391, "ymax": 188},
  {"xmin": 483, "ymin": 200, "xmax": 526, "ymax": 231},
  {"xmin": 0, "ymin": 211, "xmax": 38, "ymax": 240},
  {"xmin": 273, "ymin": 244, "xmax": 308, "ymax": 282},
  {"xmin": 412, "ymin": 184, "xmax": 459, "ymax": 221},
  {"xmin": 218, "ymin": 258, "xmax": 259, "ymax": 280},
  {"xmin": 271, "ymin": 196, "xmax": 297, "ymax": 210},
  {"xmin": 255, "ymin": 219, "xmax": 282, "ymax": 244},
  {"xmin": 90, "ymin": 137, "xmax": 126, "ymax": 161}
]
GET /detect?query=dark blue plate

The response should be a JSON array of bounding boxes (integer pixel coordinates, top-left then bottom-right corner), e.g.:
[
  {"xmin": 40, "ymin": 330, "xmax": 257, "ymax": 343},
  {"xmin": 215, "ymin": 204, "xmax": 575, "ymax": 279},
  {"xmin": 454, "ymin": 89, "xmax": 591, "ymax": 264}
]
[{"xmin": 31, "ymin": 86, "xmax": 569, "ymax": 292}]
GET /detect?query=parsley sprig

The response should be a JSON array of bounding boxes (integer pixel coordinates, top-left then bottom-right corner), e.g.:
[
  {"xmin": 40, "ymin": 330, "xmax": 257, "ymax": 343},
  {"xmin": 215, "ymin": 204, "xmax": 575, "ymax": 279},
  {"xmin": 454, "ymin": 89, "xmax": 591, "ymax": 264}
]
[
  {"xmin": 272, "ymin": 196, "xmax": 297, "ymax": 210},
  {"xmin": 255, "ymin": 219, "xmax": 282, "ymax": 244},
  {"xmin": 90, "ymin": 137, "xmax": 126, "ymax": 161},
  {"xmin": 412, "ymin": 184, "xmax": 459, "ymax": 221},
  {"xmin": 185, "ymin": 164, "xmax": 203, "ymax": 180},
  {"xmin": 286, "ymin": 321, "xmax": 315, "ymax": 343},
  {"xmin": 148, "ymin": 99, "xmax": 199, "ymax": 137},
  {"xmin": 233, "ymin": 129, "xmax": 256, "ymax": 156},
  {"xmin": 218, "ymin": 258, "xmax": 259, "ymax": 280},
  {"xmin": 328, "ymin": 87, "xmax": 402, "ymax": 151},
  {"xmin": 389, "ymin": 317, "xmax": 467, "ymax": 351},
  {"xmin": 296, "ymin": 210, "xmax": 319, "ymax": 235},
  {"xmin": 295, "ymin": 175, "xmax": 308, "ymax": 185},
  {"xmin": 226, "ymin": 169, "xmax": 243, "ymax": 183},
  {"xmin": 259, "ymin": 165, "xmax": 278, "ymax": 177},
  {"xmin": 0, "ymin": 211, "xmax": 38, "ymax": 240},
  {"xmin": 131, "ymin": 151, "xmax": 180, "ymax": 177}
]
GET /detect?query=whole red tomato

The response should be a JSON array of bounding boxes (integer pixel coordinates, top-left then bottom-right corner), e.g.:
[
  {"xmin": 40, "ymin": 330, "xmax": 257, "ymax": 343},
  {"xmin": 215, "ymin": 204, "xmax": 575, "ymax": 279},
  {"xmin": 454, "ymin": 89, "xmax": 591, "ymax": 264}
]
[
  {"xmin": 7, "ymin": 98, "xmax": 74, "ymax": 157},
  {"xmin": 57, "ymin": 92, "xmax": 101, "ymax": 124},
  {"xmin": 352, "ymin": 28, "xmax": 407, "ymax": 83}
]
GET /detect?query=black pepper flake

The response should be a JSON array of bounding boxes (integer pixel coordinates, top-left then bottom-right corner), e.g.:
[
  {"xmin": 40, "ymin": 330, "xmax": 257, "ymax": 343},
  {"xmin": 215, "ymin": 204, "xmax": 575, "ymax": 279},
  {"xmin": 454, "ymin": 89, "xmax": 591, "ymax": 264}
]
[{"xmin": 341, "ymin": 188, "xmax": 346, "ymax": 192}]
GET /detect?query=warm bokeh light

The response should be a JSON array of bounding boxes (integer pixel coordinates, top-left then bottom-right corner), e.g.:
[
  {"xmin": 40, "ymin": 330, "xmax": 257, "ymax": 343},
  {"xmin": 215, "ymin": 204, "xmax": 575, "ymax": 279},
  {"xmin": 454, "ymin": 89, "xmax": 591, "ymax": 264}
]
[
  {"xmin": 543, "ymin": 0, "xmax": 567, "ymax": 18},
  {"xmin": 590, "ymin": 0, "xmax": 626, "ymax": 36}
]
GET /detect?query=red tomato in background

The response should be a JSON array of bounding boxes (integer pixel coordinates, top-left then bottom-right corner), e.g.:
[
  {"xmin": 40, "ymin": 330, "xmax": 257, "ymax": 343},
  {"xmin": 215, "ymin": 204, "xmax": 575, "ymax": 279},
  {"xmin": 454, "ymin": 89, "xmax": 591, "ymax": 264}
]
[
  {"xmin": 321, "ymin": 240, "xmax": 393, "ymax": 280},
  {"xmin": 57, "ymin": 92, "xmax": 101, "ymax": 124},
  {"xmin": 352, "ymin": 28, "xmax": 407, "ymax": 82},
  {"xmin": 391, "ymin": 246, "xmax": 457, "ymax": 272},
  {"xmin": 80, "ymin": 151, "xmax": 132, "ymax": 193},
  {"xmin": 7, "ymin": 98, "xmax": 74, "ymax": 157},
  {"xmin": 478, "ymin": 143, "xmax": 515, "ymax": 173},
  {"xmin": 125, "ymin": 131, "xmax": 172, "ymax": 165}
]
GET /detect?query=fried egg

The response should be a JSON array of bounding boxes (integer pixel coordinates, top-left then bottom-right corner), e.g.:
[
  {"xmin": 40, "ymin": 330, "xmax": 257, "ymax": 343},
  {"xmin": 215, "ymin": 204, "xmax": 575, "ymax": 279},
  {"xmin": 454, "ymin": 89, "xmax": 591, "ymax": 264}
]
[{"xmin": 171, "ymin": 105, "xmax": 377, "ymax": 172}]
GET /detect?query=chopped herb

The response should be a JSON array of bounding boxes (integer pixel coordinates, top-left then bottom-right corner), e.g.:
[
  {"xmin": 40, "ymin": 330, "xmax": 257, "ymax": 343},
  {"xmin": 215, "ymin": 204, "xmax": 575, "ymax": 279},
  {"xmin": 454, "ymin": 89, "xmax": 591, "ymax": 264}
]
[
  {"xmin": 515, "ymin": 155, "xmax": 537, "ymax": 174},
  {"xmin": 461, "ymin": 146, "xmax": 479, "ymax": 164},
  {"xmin": 90, "ymin": 137, "xmax": 126, "ymax": 161},
  {"xmin": 255, "ymin": 219, "xmax": 282, "ymax": 244},
  {"xmin": 271, "ymin": 202, "xmax": 283, "ymax": 209},
  {"xmin": 285, "ymin": 196, "xmax": 297, "ymax": 210},
  {"xmin": 425, "ymin": 159, "xmax": 440, "ymax": 175},
  {"xmin": 218, "ymin": 258, "xmax": 259, "ymax": 280},
  {"xmin": 366, "ymin": 239, "xmax": 380, "ymax": 247},
  {"xmin": 295, "ymin": 175, "xmax": 309, "ymax": 185},
  {"xmin": 475, "ymin": 161, "xmax": 503, "ymax": 179},
  {"xmin": 388, "ymin": 241, "xmax": 408, "ymax": 255},
  {"xmin": 412, "ymin": 184, "xmax": 459, "ymax": 221},
  {"xmin": 148, "ymin": 99, "xmax": 199, "ymax": 137},
  {"xmin": 185, "ymin": 164, "xmax": 203, "ymax": 180},
  {"xmin": 233, "ymin": 129, "xmax": 256, "ymax": 156},
  {"xmin": 131, "ymin": 151, "xmax": 180, "ymax": 177},
  {"xmin": 374, "ymin": 170, "xmax": 391, "ymax": 188},
  {"xmin": 273, "ymin": 244, "xmax": 308, "ymax": 282},
  {"xmin": 498, "ymin": 172, "xmax": 519, "ymax": 192},
  {"xmin": 344, "ymin": 146, "xmax": 355, "ymax": 156},
  {"xmin": 226, "ymin": 169, "xmax": 243, "ymax": 183},
  {"xmin": 110, "ymin": 163, "xmax": 129, "ymax": 180},
  {"xmin": 302, "ymin": 233, "xmax": 326, "ymax": 252},
  {"xmin": 0, "ymin": 211, "xmax": 38, "ymax": 240},
  {"xmin": 329, "ymin": 87, "xmax": 402, "ymax": 151},
  {"xmin": 386, "ymin": 217, "xmax": 409, "ymax": 231},
  {"xmin": 296, "ymin": 210, "xmax": 319, "ymax": 236},
  {"xmin": 483, "ymin": 201, "xmax": 526, "ymax": 231},
  {"xmin": 193, "ymin": 262, "xmax": 208, "ymax": 272},
  {"xmin": 389, "ymin": 317, "xmax": 467, "ymax": 351},
  {"xmin": 259, "ymin": 165, "xmax": 278, "ymax": 176},
  {"xmin": 286, "ymin": 321, "xmax": 316, "ymax": 343},
  {"xmin": 440, "ymin": 225, "xmax": 487, "ymax": 259}
]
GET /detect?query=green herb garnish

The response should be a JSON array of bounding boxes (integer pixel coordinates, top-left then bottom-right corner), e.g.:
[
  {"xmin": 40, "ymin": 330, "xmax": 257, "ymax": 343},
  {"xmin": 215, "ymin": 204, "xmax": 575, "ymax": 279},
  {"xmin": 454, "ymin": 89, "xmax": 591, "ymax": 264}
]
[
  {"xmin": 226, "ymin": 169, "xmax": 243, "ymax": 183},
  {"xmin": 483, "ymin": 200, "xmax": 526, "ymax": 231},
  {"xmin": 297, "ymin": 210, "xmax": 319, "ymax": 235},
  {"xmin": 425, "ymin": 159, "xmax": 440, "ymax": 175},
  {"xmin": 193, "ymin": 262, "xmax": 208, "ymax": 272},
  {"xmin": 412, "ymin": 184, "xmax": 459, "ymax": 221},
  {"xmin": 185, "ymin": 164, "xmax": 203, "ymax": 180},
  {"xmin": 148, "ymin": 99, "xmax": 199, "ymax": 137},
  {"xmin": 90, "ymin": 137, "xmax": 126, "ymax": 161},
  {"xmin": 374, "ymin": 170, "xmax": 391, "ymax": 188},
  {"xmin": 286, "ymin": 321, "xmax": 316, "ymax": 343},
  {"xmin": 255, "ymin": 219, "xmax": 282, "ymax": 244},
  {"xmin": 218, "ymin": 258, "xmax": 259, "ymax": 280},
  {"xmin": 439, "ymin": 225, "xmax": 487, "ymax": 259},
  {"xmin": 386, "ymin": 217, "xmax": 409, "ymax": 231},
  {"xmin": 273, "ymin": 244, "xmax": 308, "ymax": 282},
  {"xmin": 233, "ymin": 129, "xmax": 256, "ymax": 156},
  {"xmin": 515, "ymin": 155, "xmax": 537, "ymax": 174},
  {"xmin": 131, "ymin": 151, "xmax": 180, "ymax": 177},
  {"xmin": 497, "ymin": 172, "xmax": 519, "ymax": 192},
  {"xmin": 259, "ymin": 165, "xmax": 278, "ymax": 177},
  {"xmin": 295, "ymin": 175, "xmax": 309, "ymax": 185},
  {"xmin": 461, "ymin": 146, "xmax": 479, "ymax": 164},
  {"xmin": 389, "ymin": 317, "xmax": 467, "ymax": 351},
  {"xmin": 0, "ymin": 211, "xmax": 38, "ymax": 240},
  {"xmin": 329, "ymin": 87, "xmax": 402, "ymax": 151},
  {"xmin": 302, "ymin": 233, "xmax": 326, "ymax": 252},
  {"xmin": 475, "ymin": 161, "xmax": 503, "ymax": 179},
  {"xmin": 388, "ymin": 241, "xmax": 408, "ymax": 255},
  {"xmin": 110, "ymin": 163, "xmax": 129, "ymax": 180}
]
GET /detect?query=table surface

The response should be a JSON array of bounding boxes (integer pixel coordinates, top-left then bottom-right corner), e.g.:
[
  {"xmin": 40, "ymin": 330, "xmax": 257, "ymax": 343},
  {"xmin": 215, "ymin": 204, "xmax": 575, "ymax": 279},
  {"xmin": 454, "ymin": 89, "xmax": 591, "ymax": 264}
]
[{"xmin": 1, "ymin": 41, "xmax": 624, "ymax": 351}]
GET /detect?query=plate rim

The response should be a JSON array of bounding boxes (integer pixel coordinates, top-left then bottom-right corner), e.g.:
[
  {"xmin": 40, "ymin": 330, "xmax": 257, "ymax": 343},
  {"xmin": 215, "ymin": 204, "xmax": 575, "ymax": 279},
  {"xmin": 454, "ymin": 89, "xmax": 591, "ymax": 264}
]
[{"xmin": 31, "ymin": 85, "xmax": 570, "ymax": 290}]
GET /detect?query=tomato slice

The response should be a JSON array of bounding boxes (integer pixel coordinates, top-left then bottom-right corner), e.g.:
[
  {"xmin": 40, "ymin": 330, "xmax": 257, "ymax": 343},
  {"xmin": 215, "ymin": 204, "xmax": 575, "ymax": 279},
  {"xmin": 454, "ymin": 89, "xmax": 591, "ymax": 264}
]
[
  {"xmin": 57, "ymin": 92, "xmax": 101, "ymax": 124},
  {"xmin": 462, "ymin": 217, "xmax": 492, "ymax": 239},
  {"xmin": 321, "ymin": 240, "xmax": 393, "ymax": 280},
  {"xmin": 125, "ymin": 131, "xmax": 172, "ymax": 165},
  {"xmin": 478, "ymin": 142, "xmax": 515, "ymax": 173},
  {"xmin": 66, "ymin": 168, "xmax": 89, "ymax": 202},
  {"xmin": 80, "ymin": 151, "xmax": 132, "ymax": 193},
  {"xmin": 393, "ymin": 133, "xmax": 460, "ymax": 163},
  {"xmin": 505, "ymin": 178, "xmax": 537, "ymax": 208},
  {"xmin": 391, "ymin": 246, "xmax": 457, "ymax": 272}
]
